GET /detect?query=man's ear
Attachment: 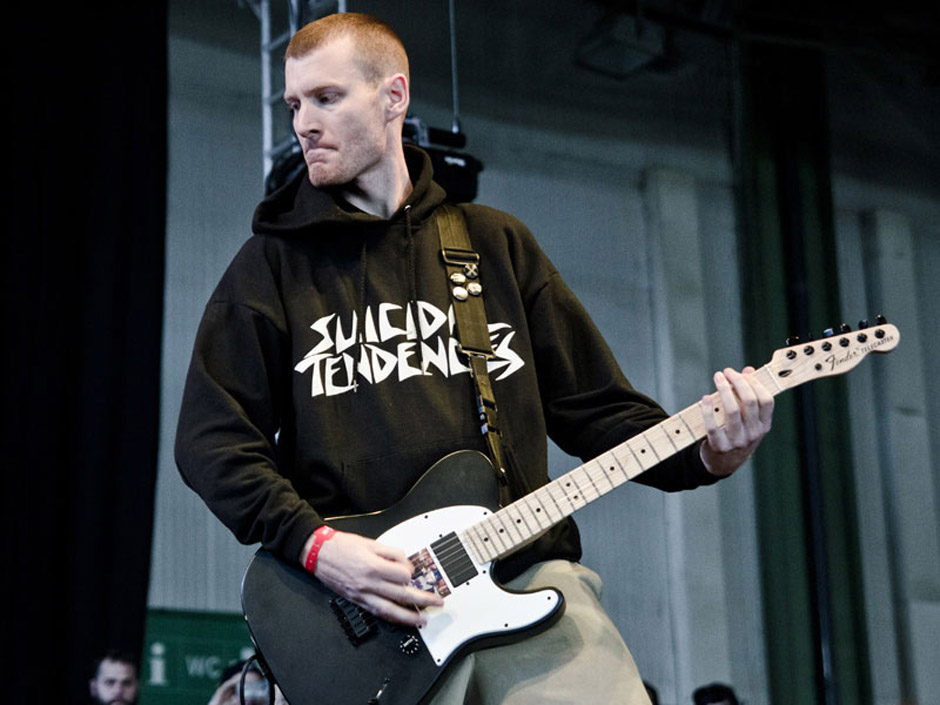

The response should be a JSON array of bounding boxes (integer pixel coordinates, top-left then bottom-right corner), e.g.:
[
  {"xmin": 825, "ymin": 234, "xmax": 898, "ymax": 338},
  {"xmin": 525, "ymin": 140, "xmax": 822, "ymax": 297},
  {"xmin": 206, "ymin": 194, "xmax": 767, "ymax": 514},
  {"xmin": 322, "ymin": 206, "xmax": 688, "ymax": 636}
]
[{"xmin": 385, "ymin": 74, "xmax": 409, "ymax": 122}]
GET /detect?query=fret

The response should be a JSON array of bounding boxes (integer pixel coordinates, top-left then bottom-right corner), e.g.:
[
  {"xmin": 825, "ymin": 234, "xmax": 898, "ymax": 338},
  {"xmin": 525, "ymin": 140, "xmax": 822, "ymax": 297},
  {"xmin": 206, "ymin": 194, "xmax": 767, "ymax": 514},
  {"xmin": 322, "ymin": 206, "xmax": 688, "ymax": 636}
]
[
  {"xmin": 626, "ymin": 433, "xmax": 660, "ymax": 469},
  {"xmin": 521, "ymin": 495, "xmax": 552, "ymax": 531},
  {"xmin": 461, "ymin": 523, "xmax": 489, "ymax": 563},
  {"xmin": 585, "ymin": 458, "xmax": 617, "ymax": 498},
  {"xmin": 474, "ymin": 520, "xmax": 499, "ymax": 558},
  {"xmin": 581, "ymin": 460, "xmax": 609, "ymax": 496},
  {"xmin": 678, "ymin": 404, "xmax": 705, "ymax": 438},
  {"xmin": 517, "ymin": 495, "xmax": 545, "ymax": 527},
  {"xmin": 519, "ymin": 506, "xmax": 538, "ymax": 538},
  {"xmin": 545, "ymin": 482, "xmax": 576, "ymax": 516},
  {"xmin": 542, "ymin": 484, "xmax": 566, "ymax": 522},
  {"xmin": 660, "ymin": 415, "xmax": 693, "ymax": 451},
  {"xmin": 503, "ymin": 502, "xmax": 535, "ymax": 542},
  {"xmin": 599, "ymin": 450, "xmax": 629, "ymax": 484},
  {"xmin": 624, "ymin": 441, "xmax": 647, "ymax": 474},
  {"xmin": 613, "ymin": 447, "xmax": 643, "ymax": 480},
  {"xmin": 561, "ymin": 475, "xmax": 588, "ymax": 511},
  {"xmin": 755, "ymin": 364, "xmax": 782, "ymax": 394},
  {"xmin": 699, "ymin": 393, "xmax": 727, "ymax": 429},
  {"xmin": 485, "ymin": 515, "xmax": 513, "ymax": 554},
  {"xmin": 490, "ymin": 512, "xmax": 519, "ymax": 548},
  {"xmin": 470, "ymin": 536, "xmax": 496, "ymax": 563}
]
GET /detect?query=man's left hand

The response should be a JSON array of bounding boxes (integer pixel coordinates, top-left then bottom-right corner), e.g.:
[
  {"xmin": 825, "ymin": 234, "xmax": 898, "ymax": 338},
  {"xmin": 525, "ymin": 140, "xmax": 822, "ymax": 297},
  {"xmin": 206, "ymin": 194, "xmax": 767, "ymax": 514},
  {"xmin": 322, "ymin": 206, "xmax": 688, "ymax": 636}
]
[{"xmin": 699, "ymin": 366, "xmax": 774, "ymax": 477}]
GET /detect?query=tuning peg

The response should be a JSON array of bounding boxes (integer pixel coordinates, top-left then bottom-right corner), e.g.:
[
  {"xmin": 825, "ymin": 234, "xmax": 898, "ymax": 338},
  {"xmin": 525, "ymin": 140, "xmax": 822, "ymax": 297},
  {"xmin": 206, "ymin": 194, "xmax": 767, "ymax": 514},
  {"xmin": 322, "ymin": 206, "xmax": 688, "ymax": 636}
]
[
  {"xmin": 839, "ymin": 323, "xmax": 852, "ymax": 333},
  {"xmin": 858, "ymin": 319, "xmax": 869, "ymax": 329},
  {"xmin": 786, "ymin": 335, "xmax": 801, "ymax": 346},
  {"xmin": 822, "ymin": 328, "xmax": 835, "ymax": 338},
  {"xmin": 876, "ymin": 314, "xmax": 887, "ymax": 325}
]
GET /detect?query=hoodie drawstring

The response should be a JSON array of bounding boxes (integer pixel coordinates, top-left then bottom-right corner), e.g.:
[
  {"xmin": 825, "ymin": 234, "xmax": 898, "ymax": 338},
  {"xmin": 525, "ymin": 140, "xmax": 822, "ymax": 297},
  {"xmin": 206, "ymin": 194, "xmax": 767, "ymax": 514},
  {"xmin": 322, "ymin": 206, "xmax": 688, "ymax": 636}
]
[
  {"xmin": 355, "ymin": 238, "xmax": 368, "ymax": 392},
  {"xmin": 354, "ymin": 205, "xmax": 424, "ymax": 392},
  {"xmin": 404, "ymin": 205, "xmax": 425, "ymax": 372}
]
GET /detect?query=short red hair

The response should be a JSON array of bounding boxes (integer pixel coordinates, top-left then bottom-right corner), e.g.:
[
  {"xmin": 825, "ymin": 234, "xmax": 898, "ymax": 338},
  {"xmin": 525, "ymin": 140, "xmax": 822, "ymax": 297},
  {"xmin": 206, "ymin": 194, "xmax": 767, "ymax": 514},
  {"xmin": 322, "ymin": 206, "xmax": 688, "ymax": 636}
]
[{"xmin": 285, "ymin": 12, "xmax": 409, "ymax": 85}]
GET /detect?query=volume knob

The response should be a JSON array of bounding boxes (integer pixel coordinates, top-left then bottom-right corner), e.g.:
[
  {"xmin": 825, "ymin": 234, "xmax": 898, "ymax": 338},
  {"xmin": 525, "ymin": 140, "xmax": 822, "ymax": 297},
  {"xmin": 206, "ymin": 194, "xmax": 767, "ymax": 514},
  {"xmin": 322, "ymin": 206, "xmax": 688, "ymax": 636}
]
[{"xmin": 400, "ymin": 634, "xmax": 421, "ymax": 655}]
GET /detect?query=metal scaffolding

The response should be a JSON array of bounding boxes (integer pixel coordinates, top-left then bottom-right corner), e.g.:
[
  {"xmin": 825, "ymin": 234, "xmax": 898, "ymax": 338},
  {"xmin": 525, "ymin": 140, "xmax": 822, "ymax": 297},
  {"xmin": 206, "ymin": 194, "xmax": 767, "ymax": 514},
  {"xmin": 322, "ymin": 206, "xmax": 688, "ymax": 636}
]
[{"xmin": 243, "ymin": 0, "xmax": 346, "ymax": 183}]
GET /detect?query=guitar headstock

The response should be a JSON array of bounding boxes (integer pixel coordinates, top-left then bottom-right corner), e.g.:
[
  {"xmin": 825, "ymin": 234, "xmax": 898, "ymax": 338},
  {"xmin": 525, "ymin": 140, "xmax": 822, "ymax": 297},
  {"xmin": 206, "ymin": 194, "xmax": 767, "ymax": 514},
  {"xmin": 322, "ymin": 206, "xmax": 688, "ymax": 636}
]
[{"xmin": 766, "ymin": 316, "xmax": 899, "ymax": 390}]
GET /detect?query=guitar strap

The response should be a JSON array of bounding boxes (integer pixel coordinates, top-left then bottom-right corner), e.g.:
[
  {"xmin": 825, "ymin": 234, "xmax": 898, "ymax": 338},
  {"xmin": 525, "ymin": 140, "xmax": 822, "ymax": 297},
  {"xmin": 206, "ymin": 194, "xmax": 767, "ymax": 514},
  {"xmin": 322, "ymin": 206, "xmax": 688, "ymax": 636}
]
[{"xmin": 435, "ymin": 204, "xmax": 512, "ymax": 508}]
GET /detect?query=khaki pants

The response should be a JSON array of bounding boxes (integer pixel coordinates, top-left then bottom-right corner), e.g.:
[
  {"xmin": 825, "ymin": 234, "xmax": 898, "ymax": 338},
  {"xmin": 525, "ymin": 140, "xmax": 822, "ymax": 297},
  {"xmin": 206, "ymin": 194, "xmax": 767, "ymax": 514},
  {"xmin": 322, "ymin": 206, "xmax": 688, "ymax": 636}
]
[{"xmin": 428, "ymin": 560, "xmax": 652, "ymax": 705}]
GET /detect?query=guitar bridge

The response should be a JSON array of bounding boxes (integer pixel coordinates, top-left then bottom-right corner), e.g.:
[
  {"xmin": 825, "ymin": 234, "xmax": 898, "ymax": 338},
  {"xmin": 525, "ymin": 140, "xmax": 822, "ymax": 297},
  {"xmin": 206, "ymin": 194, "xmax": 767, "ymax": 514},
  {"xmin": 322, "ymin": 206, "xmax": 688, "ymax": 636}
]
[{"xmin": 330, "ymin": 596, "xmax": 378, "ymax": 646}]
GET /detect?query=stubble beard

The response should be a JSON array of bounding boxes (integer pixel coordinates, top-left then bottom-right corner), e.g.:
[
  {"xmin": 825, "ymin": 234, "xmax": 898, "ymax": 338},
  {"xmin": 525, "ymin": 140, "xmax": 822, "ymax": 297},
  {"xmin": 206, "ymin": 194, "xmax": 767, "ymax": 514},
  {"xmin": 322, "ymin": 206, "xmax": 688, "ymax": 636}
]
[
  {"xmin": 303, "ymin": 130, "xmax": 386, "ymax": 191},
  {"xmin": 304, "ymin": 160, "xmax": 349, "ymax": 189}
]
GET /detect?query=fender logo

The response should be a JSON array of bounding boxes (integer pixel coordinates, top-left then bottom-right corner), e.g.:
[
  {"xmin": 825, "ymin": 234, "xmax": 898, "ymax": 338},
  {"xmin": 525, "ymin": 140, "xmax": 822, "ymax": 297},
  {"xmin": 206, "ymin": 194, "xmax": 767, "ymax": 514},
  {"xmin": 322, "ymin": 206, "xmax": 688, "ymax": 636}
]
[{"xmin": 824, "ymin": 333, "xmax": 895, "ymax": 371}]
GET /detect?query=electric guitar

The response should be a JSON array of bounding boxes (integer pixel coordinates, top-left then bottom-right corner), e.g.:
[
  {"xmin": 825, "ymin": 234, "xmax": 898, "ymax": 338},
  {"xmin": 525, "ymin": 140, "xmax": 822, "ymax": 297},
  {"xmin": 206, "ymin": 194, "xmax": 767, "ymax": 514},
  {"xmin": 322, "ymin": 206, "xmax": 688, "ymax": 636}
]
[{"xmin": 241, "ymin": 319, "xmax": 899, "ymax": 705}]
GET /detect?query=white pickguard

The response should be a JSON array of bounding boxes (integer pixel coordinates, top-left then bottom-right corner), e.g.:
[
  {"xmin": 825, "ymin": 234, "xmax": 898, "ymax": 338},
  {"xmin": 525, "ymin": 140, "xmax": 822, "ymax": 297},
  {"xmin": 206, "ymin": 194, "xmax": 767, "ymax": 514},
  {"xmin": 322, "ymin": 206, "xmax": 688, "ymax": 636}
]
[{"xmin": 377, "ymin": 504, "xmax": 561, "ymax": 666}]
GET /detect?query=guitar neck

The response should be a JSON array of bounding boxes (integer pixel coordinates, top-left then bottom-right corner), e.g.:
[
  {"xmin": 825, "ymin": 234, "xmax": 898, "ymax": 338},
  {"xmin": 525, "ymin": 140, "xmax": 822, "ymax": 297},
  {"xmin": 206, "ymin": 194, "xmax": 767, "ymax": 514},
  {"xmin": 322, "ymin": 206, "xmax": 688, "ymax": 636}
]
[
  {"xmin": 458, "ymin": 369, "xmax": 772, "ymax": 564},
  {"xmin": 459, "ymin": 320, "xmax": 899, "ymax": 564}
]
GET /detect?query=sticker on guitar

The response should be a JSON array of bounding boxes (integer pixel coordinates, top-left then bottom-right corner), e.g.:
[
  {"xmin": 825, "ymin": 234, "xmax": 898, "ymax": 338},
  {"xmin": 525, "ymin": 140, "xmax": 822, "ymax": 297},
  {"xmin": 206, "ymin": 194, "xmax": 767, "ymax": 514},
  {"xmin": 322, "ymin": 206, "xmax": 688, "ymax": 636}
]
[{"xmin": 409, "ymin": 548, "xmax": 452, "ymax": 597}]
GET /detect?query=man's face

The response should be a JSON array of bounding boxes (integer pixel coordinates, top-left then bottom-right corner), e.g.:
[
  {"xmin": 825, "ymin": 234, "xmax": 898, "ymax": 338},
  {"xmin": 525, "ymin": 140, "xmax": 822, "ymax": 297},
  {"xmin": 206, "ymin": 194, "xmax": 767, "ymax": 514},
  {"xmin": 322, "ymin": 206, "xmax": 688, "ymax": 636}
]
[
  {"xmin": 89, "ymin": 659, "xmax": 139, "ymax": 705},
  {"xmin": 284, "ymin": 36, "xmax": 395, "ymax": 190}
]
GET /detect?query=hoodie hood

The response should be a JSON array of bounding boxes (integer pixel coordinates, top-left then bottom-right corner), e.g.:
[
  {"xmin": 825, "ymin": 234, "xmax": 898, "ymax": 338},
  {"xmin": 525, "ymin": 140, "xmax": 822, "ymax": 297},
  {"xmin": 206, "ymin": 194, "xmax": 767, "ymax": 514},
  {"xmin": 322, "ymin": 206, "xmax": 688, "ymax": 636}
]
[
  {"xmin": 250, "ymin": 145, "xmax": 447, "ymax": 382},
  {"xmin": 251, "ymin": 145, "xmax": 448, "ymax": 237}
]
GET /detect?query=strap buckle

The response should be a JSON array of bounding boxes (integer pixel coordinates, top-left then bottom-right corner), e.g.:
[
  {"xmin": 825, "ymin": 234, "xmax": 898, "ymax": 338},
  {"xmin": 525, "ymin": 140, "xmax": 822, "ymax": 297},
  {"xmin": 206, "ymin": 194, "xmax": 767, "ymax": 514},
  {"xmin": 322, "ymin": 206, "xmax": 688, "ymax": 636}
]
[{"xmin": 441, "ymin": 247, "xmax": 480, "ymax": 267}]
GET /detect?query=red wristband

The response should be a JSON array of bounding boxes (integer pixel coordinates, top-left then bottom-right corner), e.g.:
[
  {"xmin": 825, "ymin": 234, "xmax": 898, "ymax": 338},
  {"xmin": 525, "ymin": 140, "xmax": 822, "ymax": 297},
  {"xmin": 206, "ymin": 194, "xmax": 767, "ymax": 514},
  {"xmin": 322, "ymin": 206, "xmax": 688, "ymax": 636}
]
[{"xmin": 304, "ymin": 525, "xmax": 336, "ymax": 574}]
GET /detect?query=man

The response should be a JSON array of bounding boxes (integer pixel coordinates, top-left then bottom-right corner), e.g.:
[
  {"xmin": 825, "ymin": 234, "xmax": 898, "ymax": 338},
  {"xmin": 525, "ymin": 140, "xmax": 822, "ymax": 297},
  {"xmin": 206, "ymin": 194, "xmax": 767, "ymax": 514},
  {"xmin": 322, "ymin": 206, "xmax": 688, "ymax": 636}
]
[
  {"xmin": 88, "ymin": 650, "xmax": 139, "ymax": 705},
  {"xmin": 176, "ymin": 12, "xmax": 773, "ymax": 704}
]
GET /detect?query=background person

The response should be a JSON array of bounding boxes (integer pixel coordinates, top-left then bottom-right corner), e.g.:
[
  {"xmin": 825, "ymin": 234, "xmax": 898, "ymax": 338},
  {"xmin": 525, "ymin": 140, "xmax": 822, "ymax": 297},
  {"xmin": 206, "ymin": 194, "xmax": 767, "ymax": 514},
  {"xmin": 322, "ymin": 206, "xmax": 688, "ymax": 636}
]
[{"xmin": 88, "ymin": 650, "xmax": 139, "ymax": 705}]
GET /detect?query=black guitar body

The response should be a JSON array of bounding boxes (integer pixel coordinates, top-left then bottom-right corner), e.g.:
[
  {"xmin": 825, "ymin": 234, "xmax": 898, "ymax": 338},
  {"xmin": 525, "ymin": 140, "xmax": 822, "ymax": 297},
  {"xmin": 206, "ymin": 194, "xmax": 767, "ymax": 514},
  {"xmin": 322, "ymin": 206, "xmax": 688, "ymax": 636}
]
[{"xmin": 241, "ymin": 450, "xmax": 565, "ymax": 705}]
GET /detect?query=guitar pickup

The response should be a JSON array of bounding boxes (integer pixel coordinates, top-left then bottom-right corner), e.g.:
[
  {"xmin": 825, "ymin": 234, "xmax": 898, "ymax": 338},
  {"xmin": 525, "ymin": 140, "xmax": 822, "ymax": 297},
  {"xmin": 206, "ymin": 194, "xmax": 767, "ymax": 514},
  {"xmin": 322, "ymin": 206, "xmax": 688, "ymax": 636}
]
[{"xmin": 330, "ymin": 596, "xmax": 378, "ymax": 646}]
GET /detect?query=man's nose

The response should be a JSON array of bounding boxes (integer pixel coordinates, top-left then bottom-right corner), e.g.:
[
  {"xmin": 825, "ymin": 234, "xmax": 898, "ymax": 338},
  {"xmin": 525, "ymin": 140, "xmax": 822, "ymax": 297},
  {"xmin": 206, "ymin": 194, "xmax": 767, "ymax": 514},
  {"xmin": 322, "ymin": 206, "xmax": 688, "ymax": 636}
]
[{"xmin": 293, "ymin": 103, "xmax": 320, "ymax": 138}]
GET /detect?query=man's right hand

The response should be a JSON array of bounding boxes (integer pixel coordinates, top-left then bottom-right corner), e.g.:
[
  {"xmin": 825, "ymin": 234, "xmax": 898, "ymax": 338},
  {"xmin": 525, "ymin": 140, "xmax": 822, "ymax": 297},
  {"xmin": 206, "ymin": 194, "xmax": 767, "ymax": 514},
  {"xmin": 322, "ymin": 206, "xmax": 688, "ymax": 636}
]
[{"xmin": 299, "ymin": 530, "xmax": 445, "ymax": 627}]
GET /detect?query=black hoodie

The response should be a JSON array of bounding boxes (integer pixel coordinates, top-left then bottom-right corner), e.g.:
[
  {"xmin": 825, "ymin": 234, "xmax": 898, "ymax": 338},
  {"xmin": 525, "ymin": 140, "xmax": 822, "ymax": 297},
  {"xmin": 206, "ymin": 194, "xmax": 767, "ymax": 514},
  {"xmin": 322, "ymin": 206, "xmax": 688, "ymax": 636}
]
[{"xmin": 175, "ymin": 146, "xmax": 717, "ymax": 581}]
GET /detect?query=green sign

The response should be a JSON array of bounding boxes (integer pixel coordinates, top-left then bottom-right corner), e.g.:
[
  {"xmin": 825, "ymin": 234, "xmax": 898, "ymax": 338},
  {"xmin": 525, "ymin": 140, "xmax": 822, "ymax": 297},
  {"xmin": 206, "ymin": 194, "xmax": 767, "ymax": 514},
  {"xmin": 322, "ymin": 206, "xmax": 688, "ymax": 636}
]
[{"xmin": 140, "ymin": 609, "xmax": 257, "ymax": 705}]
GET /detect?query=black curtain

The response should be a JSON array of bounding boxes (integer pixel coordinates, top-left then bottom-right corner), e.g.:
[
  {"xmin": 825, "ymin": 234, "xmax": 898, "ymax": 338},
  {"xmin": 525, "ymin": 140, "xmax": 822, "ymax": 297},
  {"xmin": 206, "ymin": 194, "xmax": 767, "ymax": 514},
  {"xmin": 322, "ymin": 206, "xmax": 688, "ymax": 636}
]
[{"xmin": 3, "ymin": 6, "xmax": 167, "ymax": 703}]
